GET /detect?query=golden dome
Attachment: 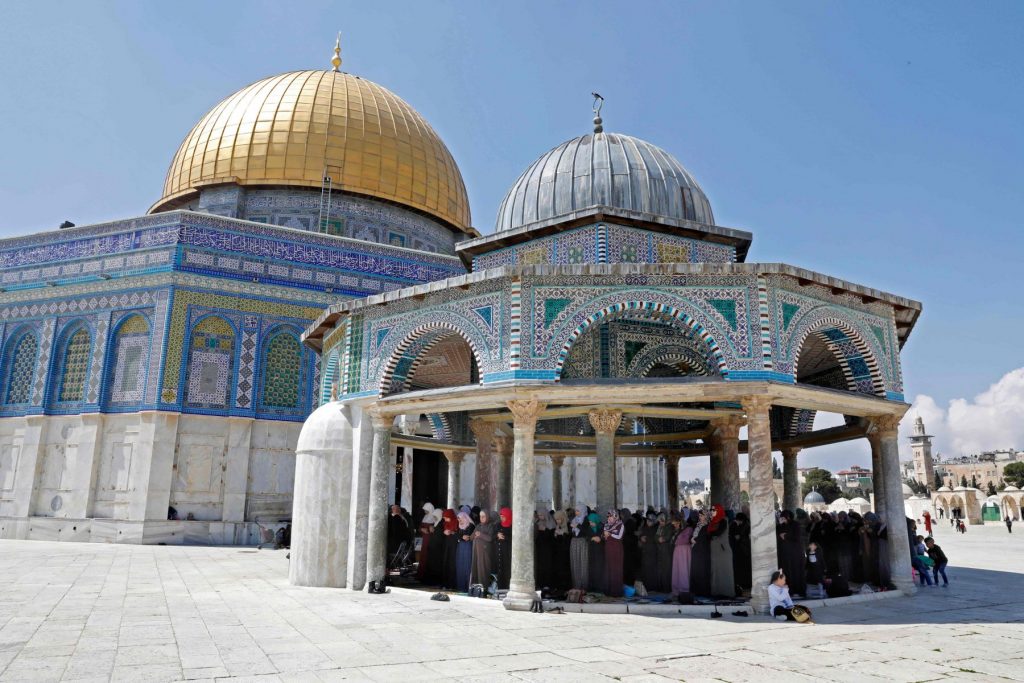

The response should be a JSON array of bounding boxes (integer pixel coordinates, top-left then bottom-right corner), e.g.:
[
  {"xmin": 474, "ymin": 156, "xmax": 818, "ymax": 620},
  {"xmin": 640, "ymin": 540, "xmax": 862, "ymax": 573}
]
[{"xmin": 150, "ymin": 70, "xmax": 472, "ymax": 233}]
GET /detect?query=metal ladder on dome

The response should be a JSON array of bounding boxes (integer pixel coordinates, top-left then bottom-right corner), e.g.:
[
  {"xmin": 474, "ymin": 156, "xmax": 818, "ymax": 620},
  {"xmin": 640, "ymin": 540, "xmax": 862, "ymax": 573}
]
[{"xmin": 317, "ymin": 171, "xmax": 333, "ymax": 233}]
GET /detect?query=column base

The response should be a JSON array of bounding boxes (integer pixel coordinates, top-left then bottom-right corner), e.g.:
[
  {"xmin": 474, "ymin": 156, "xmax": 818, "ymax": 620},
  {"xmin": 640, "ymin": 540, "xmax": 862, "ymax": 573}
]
[
  {"xmin": 894, "ymin": 578, "xmax": 918, "ymax": 596},
  {"xmin": 749, "ymin": 585, "xmax": 771, "ymax": 615},
  {"xmin": 502, "ymin": 590, "xmax": 538, "ymax": 611}
]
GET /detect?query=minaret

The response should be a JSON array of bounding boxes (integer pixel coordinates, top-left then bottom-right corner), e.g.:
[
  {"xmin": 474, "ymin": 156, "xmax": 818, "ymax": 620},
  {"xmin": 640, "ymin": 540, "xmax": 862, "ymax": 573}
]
[{"xmin": 909, "ymin": 416, "xmax": 935, "ymax": 492}]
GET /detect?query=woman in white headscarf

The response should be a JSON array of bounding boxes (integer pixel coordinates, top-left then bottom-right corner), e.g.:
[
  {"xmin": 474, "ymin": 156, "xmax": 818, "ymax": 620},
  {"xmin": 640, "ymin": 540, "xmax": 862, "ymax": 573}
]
[{"xmin": 417, "ymin": 503, "xmax": 438, "ymax": 584}]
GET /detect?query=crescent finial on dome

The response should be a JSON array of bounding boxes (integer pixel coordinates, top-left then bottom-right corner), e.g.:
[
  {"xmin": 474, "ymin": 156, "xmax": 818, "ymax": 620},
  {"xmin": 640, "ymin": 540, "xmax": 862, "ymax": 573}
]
[{"xmin": 331, "ymin": 32, "xmax": 342, "ymax": 71}]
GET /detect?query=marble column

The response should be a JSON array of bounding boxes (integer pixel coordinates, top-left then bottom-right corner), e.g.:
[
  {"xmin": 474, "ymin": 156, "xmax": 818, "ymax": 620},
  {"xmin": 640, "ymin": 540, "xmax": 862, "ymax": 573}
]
[
  {"xmin": 503, "ymin": 398, "xmax": 546, "ymax": 611},
  {"xmin": 398, "ymin": 416, "xmax": 418, "ymax": 511},
  {"xmin": 550, "ymin": 456, "xmax": 564, "ymax": 511},
  {"xmin": 782, "ymin": 447, "xmax": 802, "ymax": 513},
  {"xmin": 347, "ymin": 407, "xmax": 374, "ymax": 591},
  {"xmin": 470, "ymin": 419, "xmax": 498, "ymax": 510},
  {"xmin": 711, "ymin": 417, "xmax": 743, "ymax": 512},
  {"xmin": 566, "ymin": 457, "xmax": 577, "ymax": 507},
  {"xmin": 868, "ymin": 434, "xmax": 887, "ymax": 518},
  {"xmin": 290, "ymin": 405, "xmax": 352, "ymax": 588},
  {"xmin": 872, "ymin": 414, "xmax": 917, "ymax": 595},
  {"xmin": 742, "ymin": 396, "xmax": 778, "ymax": 613},
  {"xmin": 495, "ymin": 434, "xmax": 513, "ymax": 509},
  {"xmin": 365, "ymin": 410, "xmax": 394, "ymax": 587},
  {"xmin": 589, "ymin": 408, "xmax": 621, "ymax": 513},
  {"xmin": 444, "ymin": 451, "xmax": 463, "ymax": 509},
  {"xmin": 664, "ymin": 454, "xmax": 681, "ymax": 511},
  {"xmin": 707, "ymin": 442, "xmax": 723, "ymax": 507}
]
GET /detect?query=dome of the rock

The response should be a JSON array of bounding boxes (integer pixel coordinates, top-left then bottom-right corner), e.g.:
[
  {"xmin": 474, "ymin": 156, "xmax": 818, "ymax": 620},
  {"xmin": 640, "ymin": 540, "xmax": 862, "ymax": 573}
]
[
  {"xmin": 495, "ymin": 132, "xmax": 713, "ymax": 232},
  {"xmin": 151, "ymin": 69, "xmax": 472, "ymax": 233}
]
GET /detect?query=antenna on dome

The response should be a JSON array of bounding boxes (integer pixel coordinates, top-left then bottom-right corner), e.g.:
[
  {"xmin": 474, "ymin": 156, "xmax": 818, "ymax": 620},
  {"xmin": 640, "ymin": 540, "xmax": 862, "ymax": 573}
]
[
  {"xmin": 591, "ymin": 92, "xmax": 604, "ymax": 134},
  {"xmin": 331, "ymin": 32, "xmax": 342, "ymax": 71}
]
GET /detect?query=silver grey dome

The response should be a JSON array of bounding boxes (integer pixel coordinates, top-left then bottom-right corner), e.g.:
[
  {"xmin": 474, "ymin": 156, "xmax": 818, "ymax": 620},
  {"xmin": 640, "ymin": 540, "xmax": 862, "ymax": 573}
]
[
  {"xmin": 804, "ymin": 490, "xmax": 826, "ymax": 505},
  {"xmin": 495, "ymin": 132, "xmax": 714, "ymax": 232}
]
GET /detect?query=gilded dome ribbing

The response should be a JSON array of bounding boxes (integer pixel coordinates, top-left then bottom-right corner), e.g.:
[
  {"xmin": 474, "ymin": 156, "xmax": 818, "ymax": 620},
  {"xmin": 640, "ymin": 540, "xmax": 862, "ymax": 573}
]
[{"xmin": 150, "ymin": 70, "xmax": 471, "ymax": 233}]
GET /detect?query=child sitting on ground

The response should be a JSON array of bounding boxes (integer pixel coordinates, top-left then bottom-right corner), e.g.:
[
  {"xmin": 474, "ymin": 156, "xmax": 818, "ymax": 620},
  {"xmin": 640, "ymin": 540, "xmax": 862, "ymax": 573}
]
[{"xmin": 768, "ymin": 570, "xmax": 812, "ymax": 622}]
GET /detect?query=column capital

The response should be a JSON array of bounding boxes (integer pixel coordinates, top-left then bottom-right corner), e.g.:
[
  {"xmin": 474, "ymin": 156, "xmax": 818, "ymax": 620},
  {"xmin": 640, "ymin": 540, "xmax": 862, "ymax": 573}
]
[
  {"xmin": 780, "ymin": 446, "xmax": 802, "ymax": 458},
  {"xmin": 549, "ymin": 455, "xmax": 565, "ymax": 467},
  {"xmin": 868, "ymin": 413, "xmax": 903, "ymax": 437},
  {"xmin": 469, "ymin": 418, "xmax": 499, "ymax": 444},
  {"xmin": 368, "ymin": 409, "xmax": 396, "ymax": 431},
  {"xmin": 710, "ymin": 415, "xmax": 744, "ymax": 441},
  {"xmin": 663, "ymin": 453, "xmax": 682, "ymax": 466},
  {"xmin": 588, "ymin": 408, "xmax": 623, "ymax": 435},
  {"xmin": 506, "ymin": 398, "xmax": 546, "ymax": 430},
  {"xmin": 442, "ymin": 450, "xmax": 464, "ymax": 464},
  {"xmin": 740, "ymin": 395, "xmax": 773, "ymax": 416}
]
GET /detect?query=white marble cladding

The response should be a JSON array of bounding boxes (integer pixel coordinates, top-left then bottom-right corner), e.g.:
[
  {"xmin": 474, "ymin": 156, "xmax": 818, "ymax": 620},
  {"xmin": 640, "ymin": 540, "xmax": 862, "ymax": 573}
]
[{"xmin": 0, "ymin": 412, "xmax": 301, "ymax": 544}]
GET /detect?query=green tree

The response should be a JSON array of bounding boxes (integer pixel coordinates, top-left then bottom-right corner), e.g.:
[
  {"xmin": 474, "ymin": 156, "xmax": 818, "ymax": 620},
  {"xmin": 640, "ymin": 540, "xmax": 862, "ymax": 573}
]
[
  {"xmin": 934, "ymin": 471, "xmax": 943, "ymax": 491},
  {"xmin": 1003, "ymin": 462, "xmax": 1024, "ymax": 488},
  {"xmin": 904, "ymin": 478, "xmax": 926, "ymax": 495},
  {"xmin": 970, "ymin": 474, "xmax": 978, "ymax": 489},
  {"xmin": 987, "ymin": 481, "xmax": 997, "ymax": 496},
  {"xmin": 801, "ymin": 468, "xmax": 843, "ymax": 504},
  {"xmin": 960, "ymin": 474, "xmax": 968, "ymax": 488},
  {"xmin": 772, "ymin": 457, "xmax": 783, "ymax": 480}
]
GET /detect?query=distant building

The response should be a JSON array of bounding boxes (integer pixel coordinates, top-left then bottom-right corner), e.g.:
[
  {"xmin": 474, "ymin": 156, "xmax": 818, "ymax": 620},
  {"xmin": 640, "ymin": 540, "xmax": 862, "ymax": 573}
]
[
  {"xmin": 909, "ymin": 416, "xmax": 935, "ymax": 491},
  {"xmin": 835, "ymin": 465, "xmax": 872, "ymax": 491}
]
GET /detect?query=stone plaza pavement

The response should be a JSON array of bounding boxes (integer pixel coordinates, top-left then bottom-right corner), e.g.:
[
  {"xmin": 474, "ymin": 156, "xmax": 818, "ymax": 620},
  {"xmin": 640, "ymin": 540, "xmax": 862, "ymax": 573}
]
[{"xmin": 1, "ymin": 524, "xmax": 1022, "ymax": 683}]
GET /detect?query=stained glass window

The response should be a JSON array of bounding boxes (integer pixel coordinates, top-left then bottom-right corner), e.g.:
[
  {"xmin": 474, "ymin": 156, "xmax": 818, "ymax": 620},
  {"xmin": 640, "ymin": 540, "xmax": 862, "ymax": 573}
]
[
  {"xmin": 57, "ymin": 329, "xmax": 91, "ymax": 403},
  {"xmin": 3, "ymin": 333, "xmax": 38, "ymax": 405},
  {"xmin": 261, "ymin": 333, "xmax": 301, "ymax": 409}
]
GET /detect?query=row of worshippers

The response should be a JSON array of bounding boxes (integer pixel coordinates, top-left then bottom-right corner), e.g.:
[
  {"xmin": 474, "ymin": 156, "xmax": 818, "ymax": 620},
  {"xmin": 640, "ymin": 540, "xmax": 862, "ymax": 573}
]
[
  {"xmin": 776, "ymin": 509, "xmax": 902, "ymax": 598},
  {"xmin": 413, "ymin": 502, "xmax": 756, "ymax": 600},
  {"xmin": 414, "ymin": 503, "xmax": 515, "ymax": 592}
]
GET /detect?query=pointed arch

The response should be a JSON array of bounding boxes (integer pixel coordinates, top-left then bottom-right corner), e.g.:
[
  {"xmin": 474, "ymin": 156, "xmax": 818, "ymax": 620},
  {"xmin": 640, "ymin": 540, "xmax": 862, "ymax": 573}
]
[
  {"xmin": 257, "ymin": 324, "xmax": 307, "ymax": 416},
  {"xmin": 49, "ymin": 321, "xmax": 93, "ymax": 407},
  {"xmin": 104, "ymin": 313, "xmax": 152, "ymax": 408},
  {"xmin": 553, "ymin": 301, "xmax": 729, "ymax": 382},
  {"xmin": 378, "ymin": 322, "xmax": 485, "ymax": 397},
  {"xmin": 1, "ymin": 326, "xmax": 39, "ymax": 407},
  {"xmin": 184, "ymin": 314, "xmax": 237, "ymax": 410},
  {"xmin": 792, "ymin": 317, "xmax": 886, "ymax": 397}
]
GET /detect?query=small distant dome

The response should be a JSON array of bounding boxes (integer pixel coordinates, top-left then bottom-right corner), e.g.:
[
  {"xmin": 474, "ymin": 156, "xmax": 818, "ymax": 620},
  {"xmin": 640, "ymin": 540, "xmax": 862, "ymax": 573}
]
[
  {"xmin": 987, "ymin": 495, "xmax": 1001, "ymax": 502},
  {"xmin": 296, "ymin": 402, "xmax": 350, "ymax": 452},
  {"xmin": 849, "ymin": 497, "xmax": 870, "ymax": 505},
  {"xmin": 937, "ymin": 486, "xmax": 952, "ymax": 492},
  {"xmin": 954, "ymin": 485, "xmax": 969, "ymax": 491},
  {"xmin": 1004, "ymin": 485, "xmax": 1020, "ymax": 492},
  {"xmin": 803, "ymin": 490, "xmax": 825, "ymax": 504},
  {"xmin": 495, "ymin": 132, "xmax": 714, "ymax": 232}
]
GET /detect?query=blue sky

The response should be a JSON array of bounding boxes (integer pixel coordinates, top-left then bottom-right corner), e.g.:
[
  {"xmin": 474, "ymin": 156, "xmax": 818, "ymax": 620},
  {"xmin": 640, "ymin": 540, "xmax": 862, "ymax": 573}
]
[{"xmin": 1, "ymin": 2, "xmax": 1021, "ymax": 469}]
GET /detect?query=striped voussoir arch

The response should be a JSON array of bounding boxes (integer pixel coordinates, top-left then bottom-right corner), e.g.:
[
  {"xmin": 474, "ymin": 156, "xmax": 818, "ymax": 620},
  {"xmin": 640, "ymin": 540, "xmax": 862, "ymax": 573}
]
[
  {"xmin": 794, "ymin": 317, "xmax": 885, "ymax": 397},
  {"xmin": 554, "ymin": 301, "xmax": 729, "ymax": 382},
  {"xmin": 378, "ymin": 322, "xmax": 485, "ymax": 397},
  {"xmin": 427, "ymin": 412, "xmax": 452, "ymax": 441}
]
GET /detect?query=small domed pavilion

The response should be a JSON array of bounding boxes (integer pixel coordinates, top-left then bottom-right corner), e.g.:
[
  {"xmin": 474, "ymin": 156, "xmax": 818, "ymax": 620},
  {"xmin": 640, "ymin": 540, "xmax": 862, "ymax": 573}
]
[{"xmin": 297, "ymin": 101, "xmax": 923, "ymax": 611}]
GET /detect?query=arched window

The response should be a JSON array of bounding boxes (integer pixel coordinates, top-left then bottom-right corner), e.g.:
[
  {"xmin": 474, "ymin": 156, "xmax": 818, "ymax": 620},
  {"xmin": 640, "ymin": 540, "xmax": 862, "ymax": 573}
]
[
  {"xmin": 184, "ymin": 316, "xmax": 235, "ymax": 410},
  {"xmin": 2, "ymin": 331, "xmax": 38, "ymax": 406},
  {"xmin": 106, "ymin": 314, "xmax": 151, "ymax": 406},
  {"xmin": 56, "ymin": 327, "xmax": 92, "ymax": 403},
  {"xmin": 260, "ymin": 331, "xmax": 302, "ymax": 410}
]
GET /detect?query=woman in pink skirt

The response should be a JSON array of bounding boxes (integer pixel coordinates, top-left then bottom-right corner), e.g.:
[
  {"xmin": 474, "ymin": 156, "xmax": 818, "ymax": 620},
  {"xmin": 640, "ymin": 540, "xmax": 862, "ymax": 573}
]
[{"xmin": 671, "ymin": 512, "xmax": 695, "ymax": 596}]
